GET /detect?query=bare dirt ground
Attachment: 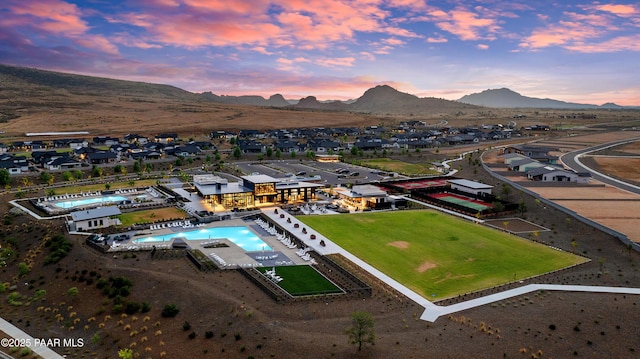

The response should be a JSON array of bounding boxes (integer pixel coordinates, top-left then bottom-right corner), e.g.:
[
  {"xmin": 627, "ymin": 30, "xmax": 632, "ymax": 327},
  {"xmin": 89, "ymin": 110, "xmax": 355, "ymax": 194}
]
[{"xmin": 486, "ymin": 131, "xmax": 640, "ymax": 242}]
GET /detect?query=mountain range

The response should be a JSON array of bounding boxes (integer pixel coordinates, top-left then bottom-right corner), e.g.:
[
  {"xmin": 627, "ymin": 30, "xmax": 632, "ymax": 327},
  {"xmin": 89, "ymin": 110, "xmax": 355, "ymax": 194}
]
[{"xmin": 1, "ymin": 64, "xmax": 636, "ymax": 116}]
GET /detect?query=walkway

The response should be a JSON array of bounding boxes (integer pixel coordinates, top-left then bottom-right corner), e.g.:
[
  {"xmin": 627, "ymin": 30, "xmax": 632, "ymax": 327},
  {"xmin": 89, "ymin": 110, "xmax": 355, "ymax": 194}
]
[
  {"xmin": 262, "ymin": 208, "xmax": 640, "ymax": 322},
  {"xmin": 0, "ymin": 318, "xmax": 64, "ymax": 359}
]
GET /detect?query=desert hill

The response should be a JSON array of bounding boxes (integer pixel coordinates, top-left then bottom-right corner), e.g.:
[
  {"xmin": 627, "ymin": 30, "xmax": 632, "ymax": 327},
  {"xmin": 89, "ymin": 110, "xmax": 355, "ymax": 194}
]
[
  {"xmin": 458, "ymin": 88, "xmax": 601, "ymax": 109},
  {"xmin": 0, "ymin": 64, "xmax": 385, "ymax": 137}
]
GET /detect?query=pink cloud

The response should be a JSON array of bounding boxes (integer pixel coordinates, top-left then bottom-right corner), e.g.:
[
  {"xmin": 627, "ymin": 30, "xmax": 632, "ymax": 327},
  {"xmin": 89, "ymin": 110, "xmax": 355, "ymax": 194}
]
[
  {"xmin": 315, "ymin": 57, "xmax": 356, "ymax": 67},
  {"xmin": 427, "ymin": 36, "xmax": 448, "ymax": 43},
  {"xmin": 5, "ymin": 0, "xmax": 88, "ymax": 36},
  {"xmin": 477, "ymin": 44, "xmax": 489, "ymax": 50},
  {"xmin": 595, "ymin": 4, "xmax": 637, "ymax": 16},
  {"xmin": 429, "ymin": 8, "xmax": 501, "ymax": 41},
  {"xmin": 519, "ymin": 9, "xmax": 637, "ymax": 51}
]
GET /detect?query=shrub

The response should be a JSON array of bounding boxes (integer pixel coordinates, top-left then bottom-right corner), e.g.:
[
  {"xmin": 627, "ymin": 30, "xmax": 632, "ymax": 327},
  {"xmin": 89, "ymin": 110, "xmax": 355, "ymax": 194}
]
[
  {"xmin": 140, "ymin": 302, "xmax": 151, "ymax": 313},
  {"xmin": 188, "ymin": 331, "xmax": 196, "ymax": 339},
  {"xmin": 161, "ymin": 303, "xmax": 179, "ymax": 318},
  {"xmin": 125, "ymin": 302, "xmax": 141, "ymax": 315},
  {"xmin": 183, "ymin": 321, "xmax": 191, "ymax": 331}
]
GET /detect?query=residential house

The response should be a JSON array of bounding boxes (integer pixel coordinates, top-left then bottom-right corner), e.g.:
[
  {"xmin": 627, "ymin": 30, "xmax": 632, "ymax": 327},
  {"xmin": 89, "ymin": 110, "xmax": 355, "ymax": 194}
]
[
  {"xmin": 86, "ymin": 151, "xmax": 118, "ymax": 165},
  {"xmin": 502, "ymin": 145, "xmax": 559, "ymax": 163},
  {"xmin": 167, "ymin": 145, "xmax": 202, "ymax": 157},
  {"xmin": 527, "ymin": 166, "xmax": 591, "ymax": 183},
  {"xmin": 93, "ymin": 136, "xmax": 120, "ymax": 146},
  {"xmin": 274, "ymin": 139, "xmax": 300, "ymax": 153},
  {"xmin": 155, "ymin": 133, "xmax": 178, "ymax": 144},
  {"xmin": 237, "ymin": 139, "xmax": 265, "ymax": 154},
  {"xmin": 46, "ymin": 156, "xmax": 82, "ymax": 170},
  {"xmin": 508, "ymin": 158, "xmax": 547, "ymax": 173},
  {"xmin": 306, "ymin": 139, "xmax": 340, "ymax": 153},
  {"xmin": 0, "ymin": 154, "xmax": 29, "ymax": 174}
]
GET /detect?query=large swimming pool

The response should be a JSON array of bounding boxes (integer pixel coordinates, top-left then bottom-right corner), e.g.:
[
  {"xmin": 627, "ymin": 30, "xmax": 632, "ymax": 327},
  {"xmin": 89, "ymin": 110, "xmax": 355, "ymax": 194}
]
[
  {"xmin": 54, "ymin": 195, "xmax": 128, "ymax": 209},
  {"xmin": 133, "ymin": 226, "xmax": 272, "ymax": 252}
]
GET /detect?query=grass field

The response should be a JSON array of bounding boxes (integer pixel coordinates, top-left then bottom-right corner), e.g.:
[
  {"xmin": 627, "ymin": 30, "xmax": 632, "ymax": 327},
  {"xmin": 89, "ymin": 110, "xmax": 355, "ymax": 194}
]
[
  {"xmin": 118, "ymin": 207, "xmax": 187, "ymax": 227},
  {"xmin": 256, "ymin": 265, "xmax": 343, "ymax": 296},
  {"xmin": 361, "ymin": 158, "xmax": 440, "ymax": 176},
  {"xmin": 299, "ymin": 210, "xmax": 587, "ymax": 300}
]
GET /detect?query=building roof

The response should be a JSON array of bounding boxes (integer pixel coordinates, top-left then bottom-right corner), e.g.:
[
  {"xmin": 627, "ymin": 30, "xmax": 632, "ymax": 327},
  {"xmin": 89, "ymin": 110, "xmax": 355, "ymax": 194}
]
[
  {"xmin": 351, "ymin": 185, "xmax": 388, "ymax": 197},
  {"xmin": 70, "ymin": 206, "xmax": 121, "ymax": 221},
  {"xmin": 447, "ymin": 179, "xmax": 494, "ymax": 189},
  {"xmin": 242, "ymin": 174, "xmax": 278, "ymax": 184},
  {"xmin": 275, "ymin": 180, "xmax": 324, "ymax": 190},
  {"xmin": 195, "ymin": 181, "xmax": 250, "ymax": 196}
]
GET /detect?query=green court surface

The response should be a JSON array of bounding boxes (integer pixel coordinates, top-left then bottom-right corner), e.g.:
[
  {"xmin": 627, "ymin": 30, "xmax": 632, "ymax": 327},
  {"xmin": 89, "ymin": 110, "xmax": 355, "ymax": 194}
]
[
  {"xmin": 257, "ymin": 265, "xmax": 343, "ymax": 296},
  {"xmin": 299, "ymin": 210, "xmax": 587, "ymax": 300},
  {"xmin": 436, "ymin": 194, "xmax": 491, "ymax": 211}
]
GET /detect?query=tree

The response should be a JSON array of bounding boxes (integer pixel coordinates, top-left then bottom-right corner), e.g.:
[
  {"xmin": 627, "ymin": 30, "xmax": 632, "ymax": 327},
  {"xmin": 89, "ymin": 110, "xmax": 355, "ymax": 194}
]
[
  {"xmin": 233, "ymin": 146, "xmax": 242, "ymax": 159},
  {"xmin": 266, "ymin": 147, "xmax": 273, "ymax": 158},
  {"xmin": 275, "ymin": 149, "xmax": 282, "ymax": 159},
  {"xmin": 40, "ymin": 172, "xmax": 54, "ymax": 185},
  {"xmin": 290, "ymin": 149, "xmax": 297, "ymax": 158},
  {"xmin": 72, "ymin": 170, "xmax": 83, "ymax": 181},
  {"xmin": 350, "ymin": 146, "xmax": 359, "ymax": 156},
  {"xmin": 345, "ymin": 311, "xmax": 375, "ymax": 352},
  {"xmin": 0, "ymin": 169, "xmax": 11, "ymax": 186},
  {"xmin": 62, "ymin": 171, "xmax": 74, "ymax": 182},
  {"xmin": 133, "ymin": 160, "xmax": 141, "ymax": 173},
  {"xmin": 92, "ymin": 165, "xmax": 103, "ymax": 178},
  {"xmin": 501, "ymin": 183, "xmax": 512, "ymax": 200}
]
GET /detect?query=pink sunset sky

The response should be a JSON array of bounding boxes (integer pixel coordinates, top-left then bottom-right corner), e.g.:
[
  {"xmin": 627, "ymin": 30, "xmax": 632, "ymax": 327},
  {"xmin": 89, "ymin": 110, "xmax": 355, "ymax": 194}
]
[{"xmin": 1, "ymin": 0, "xmax": 639, "ymax": 105}]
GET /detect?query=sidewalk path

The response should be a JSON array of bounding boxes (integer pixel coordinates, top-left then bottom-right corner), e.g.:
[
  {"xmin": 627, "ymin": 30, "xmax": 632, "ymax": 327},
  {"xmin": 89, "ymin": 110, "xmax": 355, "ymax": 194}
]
[
  {"xmin": 0, "ymin": 318, "xmax": 64, "ymax": 359},
  {"xmin": 262, "ymin": 208, "xmax": 640, "ymax": 322}
]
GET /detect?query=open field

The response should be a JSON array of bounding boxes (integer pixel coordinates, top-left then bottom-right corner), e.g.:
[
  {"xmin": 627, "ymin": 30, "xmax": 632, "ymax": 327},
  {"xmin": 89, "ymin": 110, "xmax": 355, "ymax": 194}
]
[
  {"xmin": 256, "ymin": 265, "xmax": 343, "ymax": 296},
  {"xmin": 590, "ymin": 157, "xmax": 640, "ymax": 183},
  {"xmin": 299, "ymin": 210, "xmax": 586, "ymax": 299},
  {"xmin": 361, "ymin": 158, "xmax": 440, "ymax": 176}
]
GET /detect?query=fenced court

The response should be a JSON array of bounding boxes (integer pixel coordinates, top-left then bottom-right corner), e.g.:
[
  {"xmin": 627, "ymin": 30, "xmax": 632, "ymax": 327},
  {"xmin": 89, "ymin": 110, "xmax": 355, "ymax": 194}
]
[
  {"xmin": 428, "ymin": 192, "xmax": 493, "ymax": 211},
  {"xmin": 391, "ymin": 178, "xmax": 448, "ymax": 190},
  {"xmin": 256, "ymin": 265, "xmax": 344, "ymax": 296}
]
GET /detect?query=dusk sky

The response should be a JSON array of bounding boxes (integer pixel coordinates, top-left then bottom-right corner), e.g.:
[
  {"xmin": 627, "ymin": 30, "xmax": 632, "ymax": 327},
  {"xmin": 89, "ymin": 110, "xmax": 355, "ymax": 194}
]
[{"xmin": 1, "ymin": 0, "xmax": 639, "ymax": 105}]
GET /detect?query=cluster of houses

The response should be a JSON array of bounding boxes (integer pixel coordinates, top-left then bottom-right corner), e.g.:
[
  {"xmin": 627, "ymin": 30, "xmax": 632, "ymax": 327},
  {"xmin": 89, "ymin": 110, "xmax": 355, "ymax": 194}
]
[
  {"xmin": 0, "ymin": 121, "xmax": 526, "ymax": 175},
  {"xmin": 0, "ymin": 133, "xmax": 214, "ymax": 174},
  {"xmin": 225, "ymin": 122, "xmax": 520, "ymax": 155},
  {"xmin": 500, "ymin": 145, "xmax": 591, "ymax": 183}
]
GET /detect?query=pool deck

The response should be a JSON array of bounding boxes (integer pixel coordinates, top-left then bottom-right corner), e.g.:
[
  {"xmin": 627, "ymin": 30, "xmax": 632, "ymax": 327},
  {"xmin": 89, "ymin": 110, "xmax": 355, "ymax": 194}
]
[{"xmin": 112, "ymin": 219, "xmax": 309, "ymax": 268}]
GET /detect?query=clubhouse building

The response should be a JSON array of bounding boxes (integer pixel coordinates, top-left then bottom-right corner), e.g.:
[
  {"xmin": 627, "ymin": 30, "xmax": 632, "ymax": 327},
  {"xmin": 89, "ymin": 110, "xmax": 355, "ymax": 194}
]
[{"xmin": 193, "ymin": 174, "xmax": 324, "ymax": 210}]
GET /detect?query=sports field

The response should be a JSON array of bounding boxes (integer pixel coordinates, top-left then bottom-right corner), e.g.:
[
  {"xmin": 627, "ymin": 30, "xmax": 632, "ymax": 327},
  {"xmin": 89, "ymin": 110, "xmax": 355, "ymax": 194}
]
[
  {"xmin": 256, "ymin": 265, "xmax": 343, "ymax": 296},
  {"xmin": 299, "ymin": 210, "xmax": 587, "ymax": 300}
]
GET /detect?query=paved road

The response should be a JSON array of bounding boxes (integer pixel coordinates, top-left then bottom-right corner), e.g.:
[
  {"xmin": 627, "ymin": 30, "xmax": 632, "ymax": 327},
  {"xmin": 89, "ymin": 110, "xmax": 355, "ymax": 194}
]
[{"xmin": 560, "ymin": 136, "xmax": 640, "ymax": 195}]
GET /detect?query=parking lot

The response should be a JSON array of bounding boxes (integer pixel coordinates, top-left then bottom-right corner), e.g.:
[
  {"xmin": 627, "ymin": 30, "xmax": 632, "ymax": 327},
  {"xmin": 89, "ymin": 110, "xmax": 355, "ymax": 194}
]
[{"xmin": 233, "ymin": 159, "xmax": 396, "ymax": 186}]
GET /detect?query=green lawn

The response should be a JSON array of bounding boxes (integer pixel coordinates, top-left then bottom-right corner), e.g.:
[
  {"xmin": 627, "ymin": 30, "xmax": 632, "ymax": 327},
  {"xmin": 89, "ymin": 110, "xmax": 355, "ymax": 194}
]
[
  {"xmin": 257, "ymin": 265, "xmax": 343, "ymax": 296},
  {"xmin": 118, "ymin": 207, "xmax": 187, "ymax": 227},
  {"xmin": 362, "ymin": 158, "xmax": 440, "ymax": 176},
  {"xmin": 299, "ymin": 210, "xmax": 587, "ymax": 300}
]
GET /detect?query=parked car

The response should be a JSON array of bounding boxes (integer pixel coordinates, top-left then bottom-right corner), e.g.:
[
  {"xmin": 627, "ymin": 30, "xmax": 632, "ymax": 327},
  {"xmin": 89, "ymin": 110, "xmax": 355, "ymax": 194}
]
[{"xmin": 350, "ymin": 172, "xmax": 360, "ymax": 176}]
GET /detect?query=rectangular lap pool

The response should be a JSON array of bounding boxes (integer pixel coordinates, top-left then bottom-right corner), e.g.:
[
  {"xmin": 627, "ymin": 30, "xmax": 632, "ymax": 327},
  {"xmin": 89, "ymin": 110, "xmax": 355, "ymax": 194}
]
[
  {"xmin": 133, "ymin": 226, "xmax": 272, "ymax": 252},
  {"xmin": 54, "ymin": 195, "xmax": 128, "ymax": 209}
]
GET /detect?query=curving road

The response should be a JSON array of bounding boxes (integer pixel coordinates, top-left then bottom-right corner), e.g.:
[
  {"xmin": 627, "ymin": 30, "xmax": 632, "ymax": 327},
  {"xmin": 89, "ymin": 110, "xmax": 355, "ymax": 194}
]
[{"xmin": 560, "ymin": 136, "xmax": 640, "ymax": 195}]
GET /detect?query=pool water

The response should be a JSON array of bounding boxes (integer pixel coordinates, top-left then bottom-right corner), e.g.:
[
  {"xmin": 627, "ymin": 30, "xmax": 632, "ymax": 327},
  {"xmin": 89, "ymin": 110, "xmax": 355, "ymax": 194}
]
[
  {"xmin": 54, "ymin": 195, "xmax": 128, "ymax": 209},
  {"xmin": 133, "ymin": 226, "xmax": 272, "ymax": 252}
]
